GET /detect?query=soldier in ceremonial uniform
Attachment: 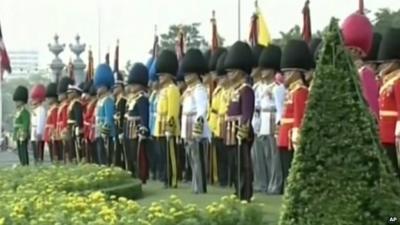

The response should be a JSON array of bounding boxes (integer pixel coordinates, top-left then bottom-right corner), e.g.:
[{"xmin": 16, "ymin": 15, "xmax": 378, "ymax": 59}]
[
  {"xmin": 13, "ymin": 86, "xmax": 30, "ymax": 165},
  {"xmin": 364, "ymin": 33, "xmax": 383, "ymax": 74},
  {"xmin": 181, "ymin": 49, "xmax": 210, "ymax": 193},
  {"xmin": 212, "ymin": 51, "xmax": 231, "ymax": 187},
  {"xmin": 44, "ymin": 82, "xmax": 60, "ymax": 162},
  {"xmin": 176, "ymin": 65, "xmax": 188, "ymax": 182},
  {"xmin": 30, "ymin": 84, "xmax": 47, "ymax": 163},
  {"xmin": 377, "ymin": 28, "xmax": 400, "ymax": 178},
  {"xmin": 251, "ymin": 44, "xmax": 283, "ymax": 194},
  {"xmin": 82, "ymin": 81, "xmax": 97, "ymax": 163},
  {"xmin": 113, "ymin": 72, "xmax": 127, "ymax": 168},
  {"xmin": 224, "ymin": 41, "xmax": 255, "ymax": 201},
  {"xmin": 57, "ymin": 77, "xmax": 74, "ymax": 163},
  {"xmin": 94, "ymin": 64, "xmax": 116, "ymax": 165},
  {"xmin": 66, "ymin": 84, "xmax": 84, "ymax": 163},
  {"xmin": 208, "ymin": 48, "xmax": 227, "ymax": 186},
  {"xmin": 125, "ymin": 63, "xmax": 150, "ymax": 183},
  {"xmin": 149, "ymin": 78, "xmax": 160, "ymax": 180},
  {"xmin": 250, "ymin": 44, "xmax": 265, "ymax": 86},
  {"xmin": 341, "ymin": 11, "xmax": 378, "ymax": 118},
  {"xmin": 278, "ymin": 40, "xmax": 312, "ymax": 191},
  {"xmin": 154, "ymin": 50, "xmax": 181, "ymax": 188}
]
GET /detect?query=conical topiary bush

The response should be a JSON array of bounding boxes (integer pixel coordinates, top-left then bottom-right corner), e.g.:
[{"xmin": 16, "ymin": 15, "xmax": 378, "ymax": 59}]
[{"xmin": 279, "ymin": 18, "xmax": 400, "ymax": 225}]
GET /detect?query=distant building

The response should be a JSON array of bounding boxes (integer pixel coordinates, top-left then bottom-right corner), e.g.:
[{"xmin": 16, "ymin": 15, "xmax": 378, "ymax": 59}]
[{"xmin": 8, "ymin": 50, "xmax": 39, "ymax": 74}]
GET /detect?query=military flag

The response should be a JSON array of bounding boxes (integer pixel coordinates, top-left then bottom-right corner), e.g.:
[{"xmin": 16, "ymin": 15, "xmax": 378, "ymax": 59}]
[
  {"xmin": 0, "ymin": 23, "xmax": 11, "ymax": 81},
  {"xmin": 248, "ymin": 0, "xmax": 271, "ymax": 47},
  {"xmin": 147, "ymin": 25, "xmax": 159, "ymax": 82},
  {"xmin": 105, "ymin": 50, "xmax": 110, "ymax": 65},
  {"xmin": 86, "ymin": 47, "xmax": 94, "ymax": 82},
  {"xmin": 302, "ymin": 0, "xmax": 312, "ymax": 45},
  {"xmin": 67, "ymin": 58, "xmax": 74, "ymax": 81},
  {"xmin": 210, "ymin": 10, "xmax": 219, "ymax": 53},
  {"xmin": 175, "ymin": 26, "xmax": 185, "ymax": 62},
  {"xmin": 114, "ymin": 39, "xmax": 119, "ymax": 73}
]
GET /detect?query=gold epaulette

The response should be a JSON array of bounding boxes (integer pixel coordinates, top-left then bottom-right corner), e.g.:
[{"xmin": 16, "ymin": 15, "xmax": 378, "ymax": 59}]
[
  {"xmin": 212, "ymin": 86, "xmax": 222, "ymax": 96},
  {"xmin": 380, "ymin": 70, "xmax": 400, "ymax": 95},
  {"xmin": 289, "ymin": 80, "xmax": 307, "ymax": 94},
  {"xmin": 67, "ymin": 98, "xmax": 80, "ymax": 114},
  {"xmin": 116, "ymin": 95, "xmax": 127, "ymax": 105}
]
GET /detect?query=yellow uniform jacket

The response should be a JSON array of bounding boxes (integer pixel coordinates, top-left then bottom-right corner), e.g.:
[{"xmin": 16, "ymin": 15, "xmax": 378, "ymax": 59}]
[{"xmin": 154, "ymin": 83, "xmax": 181, "ymax": 137}]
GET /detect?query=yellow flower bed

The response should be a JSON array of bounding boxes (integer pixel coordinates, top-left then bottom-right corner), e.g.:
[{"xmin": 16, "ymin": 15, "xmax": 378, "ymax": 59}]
[{"xmin": 0, "ymin": 165, "xmax": 267, "ymax": 225}]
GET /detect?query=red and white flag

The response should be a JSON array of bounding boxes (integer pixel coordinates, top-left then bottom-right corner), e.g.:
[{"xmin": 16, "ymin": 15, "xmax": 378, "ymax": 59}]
[{"xmin": 0, "ymin": 23, "xmax": 11, "ymax": 81}]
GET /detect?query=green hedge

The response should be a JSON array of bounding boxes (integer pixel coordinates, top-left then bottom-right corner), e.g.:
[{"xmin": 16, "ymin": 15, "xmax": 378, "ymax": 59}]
[{"xmin": 279, "ymin": 18, "xmax": 400, "ymax": 225}]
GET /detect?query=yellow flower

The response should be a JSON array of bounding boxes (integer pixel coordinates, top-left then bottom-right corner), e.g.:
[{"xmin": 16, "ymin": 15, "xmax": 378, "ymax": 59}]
[{"xmin": 169, "ymin": 207, "xmax": 176, "ymax": 213}]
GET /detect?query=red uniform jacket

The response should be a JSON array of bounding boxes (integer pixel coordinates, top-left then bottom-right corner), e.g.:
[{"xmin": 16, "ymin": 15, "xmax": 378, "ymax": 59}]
[
  {"xmin": 278, "ymin": 80, "xmax": 308, "ymax": 149},
  {"xmin": 57, "ymin": 100, "xmax": 69, "ymax": 140},
  {"xmin": 84, "ymin": 99, "xmax": 97, "ymax": 142},
  {"xmin": 44, "ymin": 104, "xmax": 58, "ymax": 143},
  {"xmin": 378, "ymin": 70, "xmax": 400, "ymax": 145}
]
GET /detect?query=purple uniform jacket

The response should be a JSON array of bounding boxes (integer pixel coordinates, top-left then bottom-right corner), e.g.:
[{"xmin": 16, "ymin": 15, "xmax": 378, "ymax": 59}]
[{"xmin": 225, "ymin": 83, "xmax": 255, "ymax": 145}]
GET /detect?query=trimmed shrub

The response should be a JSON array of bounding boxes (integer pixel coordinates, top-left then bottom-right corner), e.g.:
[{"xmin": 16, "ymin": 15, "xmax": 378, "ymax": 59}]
[{"xmin": 279, "ymin": 18, "xmax": 400, "ymax": 225}]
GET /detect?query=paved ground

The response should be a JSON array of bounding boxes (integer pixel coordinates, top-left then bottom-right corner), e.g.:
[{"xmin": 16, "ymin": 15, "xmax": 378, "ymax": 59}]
[
  {"xmin": 0, "ymin": 150, "xmax": 19, "ymax": 167},
  {"xmin": 0, "ymin": 149, "xmax": 52, "ymax": 167}
]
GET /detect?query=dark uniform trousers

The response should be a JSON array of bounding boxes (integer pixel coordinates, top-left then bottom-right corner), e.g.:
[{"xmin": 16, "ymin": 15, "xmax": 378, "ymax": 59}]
[
  {"xmin": 31, "ymin": 140, "xmax": 45, "ymax": 163},
  {"xmin": 64, "ymin": 138, "xmax": 77, "ymax": 163},
  {"xmin": 227, "ymin": 141, "xmax": 253, "ymax": 201},
  {"xmin": 17, "ymin": 140, "xmax": 29, "ymax": 165},
  {"xmin": 383, "ymin": 144, "xmax": 400, "ymax": 179},
  {"xmin": 126, "ymin": 138, "xmax": 139, "ymax": 177},
  {"xmin": 215, "ymin": 137, "xmax": 228, "ymax": 187},
  {"xmin": 114, "ymin": 138, "xmax": 124, "ymax": 168},
  {"xmin": 148, "ymin": 138, "xmax": 160, "ymax": 180},
  {"xmin": 279, "ymin": 147, "xmax": 294, "ymax": 193},
  {"xmin": 155, "ymin": 137, "xmax": 179, "ymax": 187},
  {"xmin": 96, "ymin": 137, "xmax": 114, "ymax": 165},
  {"xmin": 126, "ymin": 138, "xmax": 149, "ymax": 183},
  {"xmin": 48, "ymin": 141, "xmax": 63, "ymax": 162}
]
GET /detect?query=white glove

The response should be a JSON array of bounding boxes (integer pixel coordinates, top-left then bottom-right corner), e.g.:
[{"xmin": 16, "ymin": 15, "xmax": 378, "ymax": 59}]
[
  {"xmin": 291, "ymin": 128, "xmax": 299, "ymax": 150},
  {"xmin": 395, "ymin": 121, "xmax": 400, "ymax": 138},
  {"xmin": 75, "ymin": 127, "xmax": 80, "ymax": 137}
]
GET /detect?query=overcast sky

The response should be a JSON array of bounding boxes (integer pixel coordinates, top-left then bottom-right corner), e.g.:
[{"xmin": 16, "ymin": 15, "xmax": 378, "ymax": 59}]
[{"xmin": 1, "ymin": 0, "xmax": 399, "ymax": 69}]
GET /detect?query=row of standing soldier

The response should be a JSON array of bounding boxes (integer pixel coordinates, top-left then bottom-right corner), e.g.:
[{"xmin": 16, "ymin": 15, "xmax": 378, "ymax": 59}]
[
  {"xmin": 11, "ymin": 38, "xmax": 311, "ymax": 202},
  {"xmin": 11, "ymin": 18, "xmax": 400, "ymax": 202}
]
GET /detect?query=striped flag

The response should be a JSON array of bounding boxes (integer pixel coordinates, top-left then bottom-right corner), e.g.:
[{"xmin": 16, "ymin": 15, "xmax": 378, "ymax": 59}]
[
  {"xmin": 210, "ymin": 10, "xmax": 219, "ymax": 53},
  {"xmin": 0, "ymin": 23, "xmax": 11, "ymax": 81},
  {"xmin": 152, "ymin": 28, "xmax": 159, "ymax": 59},
  {"xmin": 302, "ymin": 0, "xmax": 312, "ymax": 45},
  {"xmin": 113, "ymin": 39, "xmax": 119, "ymax": 73},
  {"xmin": 175, "ymin": 27, "xmax": 185, "ymax": 62},
  {"xmin": 105, "ymin": 51, "xmax": 110, "ymax": 65},
  {"xmin": 249, "ymin": 1, "xmax": 271, "ymax": 47},
  {"xmin": 86, "ymin": 48, "xmax": 94, "ymax": 82}
]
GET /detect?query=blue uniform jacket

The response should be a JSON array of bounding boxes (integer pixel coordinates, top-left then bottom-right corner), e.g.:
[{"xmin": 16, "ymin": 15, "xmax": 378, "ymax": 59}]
[{"xmin": 95, "ymin": 94, "xmax": 116, "ymax": 138}]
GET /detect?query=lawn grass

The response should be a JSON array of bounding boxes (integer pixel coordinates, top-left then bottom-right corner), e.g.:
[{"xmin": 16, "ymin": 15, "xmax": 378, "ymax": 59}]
[{"xmin": 137, "ymin": 181, "xmax": 282, "ymax": 224}]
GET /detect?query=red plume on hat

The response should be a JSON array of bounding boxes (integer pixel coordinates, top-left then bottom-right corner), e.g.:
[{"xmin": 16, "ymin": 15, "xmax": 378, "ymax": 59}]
[
  {"xmin": 30, "ymin": 84, "xmax": 46, "ymax": 103},
  {"xmin": 341, "ymin": 0, "xmax": 373, "ymax": 58}
]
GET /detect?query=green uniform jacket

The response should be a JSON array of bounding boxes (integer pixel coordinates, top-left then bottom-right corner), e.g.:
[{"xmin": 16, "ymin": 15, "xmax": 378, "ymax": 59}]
[{"xmin": 13, "ymin": 106, "xmax": 31, "ymax": 141}]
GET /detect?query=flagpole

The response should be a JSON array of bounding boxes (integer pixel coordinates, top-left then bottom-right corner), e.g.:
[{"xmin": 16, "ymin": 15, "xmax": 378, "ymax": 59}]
[
  {"xmin": 97, "ymin": 1, "xmax": 101, "ymax": 63},
  {"xmin": 238, "ymin": 0, "xmax": 241, "ymax": 40},
  {"xmin": 0, "ymin": 72, "xmax": 2, "ymax": 135}
]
